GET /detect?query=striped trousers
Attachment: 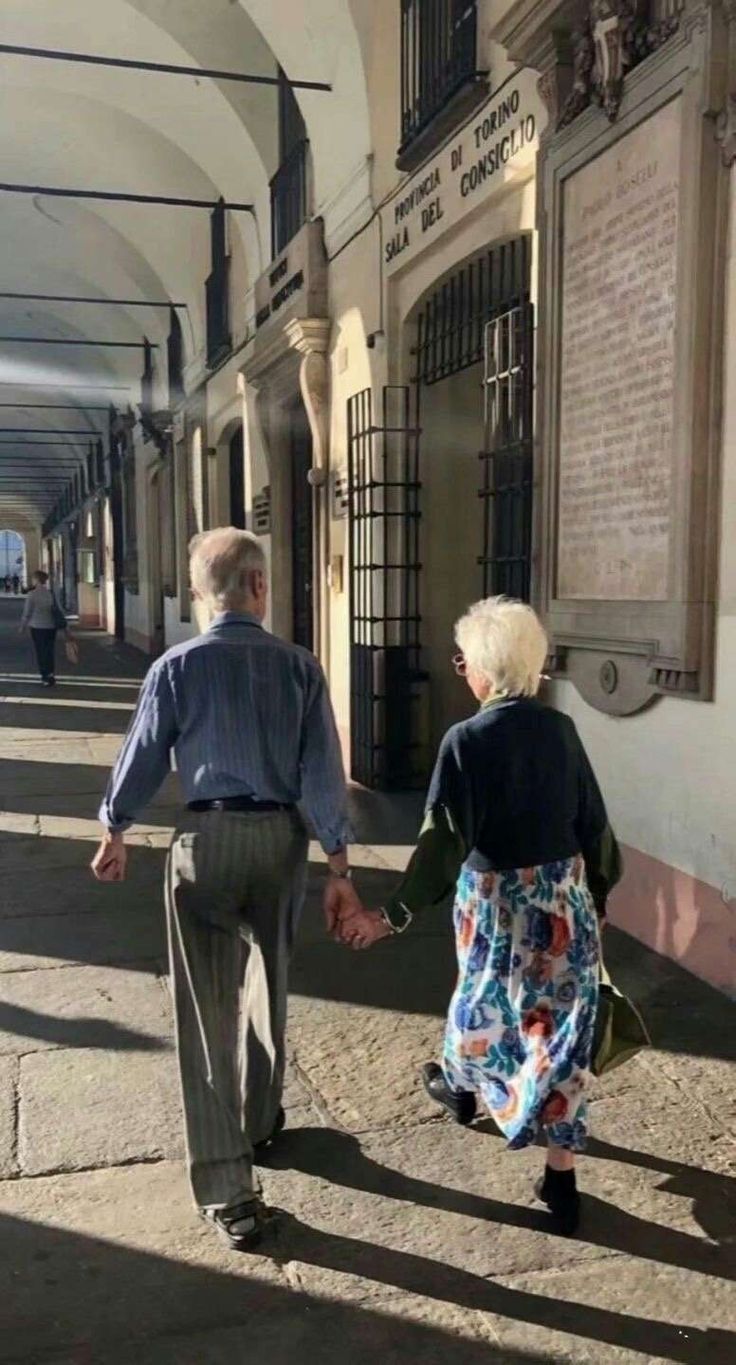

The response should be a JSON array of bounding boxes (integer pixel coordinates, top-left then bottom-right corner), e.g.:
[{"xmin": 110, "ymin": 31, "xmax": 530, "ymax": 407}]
[{"xmin": 165, "ymin": 808, "xmax": 308, "ymax": 1210}]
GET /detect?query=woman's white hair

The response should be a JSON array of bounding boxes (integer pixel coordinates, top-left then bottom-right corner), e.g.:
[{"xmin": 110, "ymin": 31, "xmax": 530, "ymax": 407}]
[
  {"xmin": 189, "ymin": 527, "xmax": 266, "ymax": 609},
  {"xmin": 455, "ymin": 596, "xmax": 548, "ymax": 697}
]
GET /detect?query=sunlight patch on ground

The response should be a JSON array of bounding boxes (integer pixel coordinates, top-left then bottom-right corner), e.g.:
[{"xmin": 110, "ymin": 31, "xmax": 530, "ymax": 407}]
[
  {"xmin": 0, "ymin": 810, "xmax": 411, "ymax": 868},
  {"xmin": 0, "ymin": 673, "xmax": 140, "ymax": 690},
  {"xmin": 0, "ymin": 695, "xmax": 134, "ymax": 712}
]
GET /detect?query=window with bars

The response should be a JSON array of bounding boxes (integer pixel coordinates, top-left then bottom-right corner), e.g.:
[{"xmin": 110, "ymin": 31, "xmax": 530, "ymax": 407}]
[
  {"xmin": 160, "ymin": 448, "xmax": 177, "ymax": 597},
  {"xmin": 140, "ymin": 338, "xmax": 154, "ymax": 426},
  {"xmin": 167, "ymin": 307, "xmax": 184, "ymax": 410},
  {"xmin": 347, "ymin": 385, "xmax": 427, "ymax": 789},
  {"xmin": 122, "ymin": 450, "xmax": 139, "ymax": 591},
  {"xmin": 411, "ymin": 236, "xmax": 534, "ymax": 601},
  {"xmin": 399, "ymin": 0, "xmax": 480, "ymax": 165},
  {"xmin": 95, "ymin": 439, "xmax": 105, "ymax": 487},
  {"xmin": 175, "ymin": 439, "xmax": 192, "ymax": 622},
  {"xmin": 480, "ymin": 299, "xmax": 534, "ymax": 600},
  {"xmin": 271, "ymin": 68, "xmax": 309, "ymax": 258},
  {"xmin": 206, "ymin": 199, "xmax": 231, "ymax": 367}
]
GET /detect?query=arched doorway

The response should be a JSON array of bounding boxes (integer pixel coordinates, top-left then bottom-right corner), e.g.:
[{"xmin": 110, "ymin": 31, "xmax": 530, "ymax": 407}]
[
  {"xmin": 0, "ymin": 530, "xmax": 26, "ymax": 590},
  {"xmin": 228, "ymin": 425, "xmax": 246, "ymax": 530}
]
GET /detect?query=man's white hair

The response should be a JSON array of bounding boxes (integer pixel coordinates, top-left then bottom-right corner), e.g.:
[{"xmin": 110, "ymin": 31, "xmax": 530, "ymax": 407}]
[
  {"xmin": 189, "ymin": 527, "xmax": 266, "ymax": 609},
  {"xmin": 455, "ymin": 596, "xmax": 548, "ymax": 697}
]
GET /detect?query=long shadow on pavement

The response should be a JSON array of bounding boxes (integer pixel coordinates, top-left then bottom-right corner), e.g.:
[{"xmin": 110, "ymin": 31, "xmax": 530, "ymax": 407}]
[
  {"xmin": 1, "ymin": 1210, "xmax": 568, "ymax": 1365},
  {"xmin": 264, "ymin": 1127, "xmax": 735, "ymax": 1283},
  {"xmin": 264, "ymin": 1212, "xmax": 735, "ymax": 1364},
  {"xmin": 0, "ymin": 1001, "xmax": 168, "ymax": 1053}
]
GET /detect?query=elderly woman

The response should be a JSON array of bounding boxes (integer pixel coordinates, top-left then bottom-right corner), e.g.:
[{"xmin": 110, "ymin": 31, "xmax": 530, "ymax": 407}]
[{"xmin": 336, "ymin": 597, "xmax": 621, "ymax": 1236}]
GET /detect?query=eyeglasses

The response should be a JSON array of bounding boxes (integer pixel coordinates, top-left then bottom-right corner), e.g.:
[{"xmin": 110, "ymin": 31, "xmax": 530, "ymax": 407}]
[{"xmin": 453, "ymin": 653, "xmax": 552, "ymax": 684}]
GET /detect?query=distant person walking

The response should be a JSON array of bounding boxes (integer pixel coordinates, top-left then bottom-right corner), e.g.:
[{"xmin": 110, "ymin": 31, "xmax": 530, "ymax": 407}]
[
  {"xmin": 19, "ymin": 570, "xmax": 68, "ymax": 686},
  {"xmin": 12, "ymin": 574, "xmax": 20, "ymax": 595}
]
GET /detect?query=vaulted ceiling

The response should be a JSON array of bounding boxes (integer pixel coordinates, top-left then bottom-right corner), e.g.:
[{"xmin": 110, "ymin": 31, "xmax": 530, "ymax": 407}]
[{"xmin": 0, "ymin": 0, "xmax": 370, "ymax": 524}]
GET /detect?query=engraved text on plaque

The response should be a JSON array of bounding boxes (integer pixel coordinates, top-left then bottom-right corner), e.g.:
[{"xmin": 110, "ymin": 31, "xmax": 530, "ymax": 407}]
[{"xmin": 557, "ymin": 100, "xmax": 681, "ymax": 600}]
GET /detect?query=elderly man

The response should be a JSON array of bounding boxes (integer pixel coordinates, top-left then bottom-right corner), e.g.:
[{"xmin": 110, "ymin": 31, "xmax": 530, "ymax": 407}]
[{"xmin": 91, "ymin": 528, "xmax": 357, "ymax": 1248}]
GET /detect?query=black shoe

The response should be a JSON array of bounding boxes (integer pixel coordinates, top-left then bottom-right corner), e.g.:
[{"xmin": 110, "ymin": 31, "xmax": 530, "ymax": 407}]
[
  {"xmin": 536, "ymin": 1167, "xmax": 581, "ymax": 1237},
  {"xmin": 254, "ymin": 1106, "xmax": 286, "ymax": 1161},
  {"xmin": 422, "ymin": 1062, "xmax": 476, "ymax": 1125}
]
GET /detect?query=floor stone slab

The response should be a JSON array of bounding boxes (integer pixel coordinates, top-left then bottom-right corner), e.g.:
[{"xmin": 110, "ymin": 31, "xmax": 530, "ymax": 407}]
[
  {"xmin": 0, "ymin": 1056, "xmax": 16, "ymax": 1177},
  {"xmin": 259, "ymin": 1116, "xmax": 733, "ymax": 1290},
  {"xmin": 19, "ymin": 1047, "xmax": 181, "ymax": 1175},
  {"xmin": 486, "ymin": 1258, "xmax": 736, "ymax": 1364},
  {"xmin": 287, "ymin": 992, "xmax": 445, "ymax": 1132},
  {"xmin": 0, "ymin": 963, "xmax": 172, "ymax": 1055},
  {"xmin": 0, "ymin": 905, "xmax": 166, "ymax": 973},
  {"xmin": 0, "ymin": 862, "xmax": 167, "ymax": 918},
  {"xmin": 27, "ymin": 1301, "xmax": 526, "ymax": 1365},
  {"xmin": 0, "ymin": 1162, "xmax": 283, "ymax": 1362}
]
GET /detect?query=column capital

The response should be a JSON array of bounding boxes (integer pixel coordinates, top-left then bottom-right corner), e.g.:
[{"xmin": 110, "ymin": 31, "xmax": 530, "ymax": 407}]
[{"xmin": 284, "ymin": 316, "xmax": 331, "ymax": 357}]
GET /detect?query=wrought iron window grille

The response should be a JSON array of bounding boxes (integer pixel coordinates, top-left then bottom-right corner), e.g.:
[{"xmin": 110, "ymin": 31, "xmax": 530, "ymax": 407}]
[
  {"xmin": 347, "ymin": 385, "xmax": 427, "ymax": 789},
  {"xmin": 399, "ymin": 0, "xmax": 481, "ymax": 161},
  {"xmin": 411, "ymin": 236, "xmax": 534, "ymax": 601},
  {"xmin": 206, "ymin": 199, "xmax": 231, "ymax": 368}
]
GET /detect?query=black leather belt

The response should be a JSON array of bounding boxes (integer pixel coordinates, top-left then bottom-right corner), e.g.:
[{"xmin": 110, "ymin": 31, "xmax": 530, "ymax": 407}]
[{"xmin": 188, "ymin": 797, "xmax": 295, "ymax": 814}]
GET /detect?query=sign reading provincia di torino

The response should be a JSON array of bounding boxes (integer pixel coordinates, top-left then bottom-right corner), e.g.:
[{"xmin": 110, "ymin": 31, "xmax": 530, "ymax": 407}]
[{"xmin": 382, "ymin": 73, "xmax": 544, "ymax": 276}]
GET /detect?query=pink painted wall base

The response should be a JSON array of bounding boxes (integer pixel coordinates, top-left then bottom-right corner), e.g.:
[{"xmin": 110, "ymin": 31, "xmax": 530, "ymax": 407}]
[{"xmin": 610, "ymin": 844, "xmax": 735, "ymax": 999}]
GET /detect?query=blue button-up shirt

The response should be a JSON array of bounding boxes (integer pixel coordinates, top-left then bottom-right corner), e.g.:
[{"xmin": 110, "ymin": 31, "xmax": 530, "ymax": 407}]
[{"xmin": 99, "ymin": 613, "xmax": 350, "ymax": 854}]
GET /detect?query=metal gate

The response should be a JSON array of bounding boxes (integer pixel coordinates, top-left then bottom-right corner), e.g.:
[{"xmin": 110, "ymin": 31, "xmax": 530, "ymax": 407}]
[
  {"xmin": 412, "ymin": 236, "xmax": 534, "ymax": 599},
  {"xmin": 479, "ymin": 242, "xmax": 533, "ymax": 599},
  {"xmin": 347, "ymin": 386, "xmax": 425, "ymax": 789},
  {"xmin": 290, "ymin": 400, "xmax": 314, "ymax": 652}
]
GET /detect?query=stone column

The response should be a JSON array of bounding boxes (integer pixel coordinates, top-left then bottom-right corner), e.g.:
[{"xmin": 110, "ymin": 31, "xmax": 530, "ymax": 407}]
[
  {"xmin": 284, "ymin": 317, "xmax": 332, "ymax": 669},
  {"xmin": 239, "ymin": 374, "xmax": 274, "ymax": 632}
]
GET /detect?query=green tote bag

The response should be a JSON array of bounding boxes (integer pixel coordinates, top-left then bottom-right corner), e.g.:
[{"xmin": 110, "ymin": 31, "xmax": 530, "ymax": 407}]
[{"xmin": 592, "ymin": 958, "xmax": 651, "ymax": 1078}]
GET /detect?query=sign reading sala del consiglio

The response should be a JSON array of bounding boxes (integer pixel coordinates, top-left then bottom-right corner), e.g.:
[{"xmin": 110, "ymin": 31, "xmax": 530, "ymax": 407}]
[{"xmin": 383, "ymin": 73, "xmax": 544, "ymax": 276}]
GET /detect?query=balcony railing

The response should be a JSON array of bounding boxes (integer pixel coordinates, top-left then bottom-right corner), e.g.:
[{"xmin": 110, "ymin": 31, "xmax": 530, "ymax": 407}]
[
  {"xmin": 206, "ymin": 257, "xmax": 231, "ymax": 368},
  {"xmin": 270, "ymin": 139, "xmax": 308, "ymax": 259},
  {"xmin": 399, "ymin": 0, "xmax": 479, "ymax": 161}
]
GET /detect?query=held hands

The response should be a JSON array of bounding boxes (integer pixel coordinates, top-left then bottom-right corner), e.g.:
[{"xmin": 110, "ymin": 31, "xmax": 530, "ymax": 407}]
[
  {"xmin": 91, "ymin": 831, "xmax": 128, "ymax": 882},
  {"xmin": 323, "ymin": 875, "xmax": 392, "ymax": 950}
]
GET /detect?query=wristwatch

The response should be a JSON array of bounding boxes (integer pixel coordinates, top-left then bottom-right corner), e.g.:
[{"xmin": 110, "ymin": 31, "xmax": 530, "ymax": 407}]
[
  {"xmin": 327, "ymin": 866, "xmax": 353, "ymax": 881},
  {"xmin": 380, "ymin": 901, "xmax": 413, "ymax": 935}
]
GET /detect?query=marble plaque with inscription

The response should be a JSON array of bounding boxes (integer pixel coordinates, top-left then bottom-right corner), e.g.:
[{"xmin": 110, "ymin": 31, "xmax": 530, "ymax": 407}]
[{"xmin": 557, "ymin": 99, "xmax": 681, "ymax": 601}]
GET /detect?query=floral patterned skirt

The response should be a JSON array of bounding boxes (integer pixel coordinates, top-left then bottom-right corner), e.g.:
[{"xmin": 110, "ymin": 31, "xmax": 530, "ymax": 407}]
[{"xmin": 442, "ymin": 857, "xmax": 601, "ymax": 1152}]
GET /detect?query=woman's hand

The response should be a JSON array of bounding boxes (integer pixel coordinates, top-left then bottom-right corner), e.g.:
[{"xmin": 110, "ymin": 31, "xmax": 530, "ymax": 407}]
[{"xmin": 335, "ymin": 905, "xmax": 393, "ymax": 950}]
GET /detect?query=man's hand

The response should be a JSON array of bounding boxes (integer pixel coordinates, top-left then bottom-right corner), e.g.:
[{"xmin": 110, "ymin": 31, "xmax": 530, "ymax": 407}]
[
  {"xmin": 91, "ymin": 831, "xmax": 127, "ymax": 883},
  {"xmin": 323, "ymin": 873, "xmax": 362, "ymax": 936},
  {"xmin": 335, "ymin": 905, "xmax": 392, "ymax": 951}
]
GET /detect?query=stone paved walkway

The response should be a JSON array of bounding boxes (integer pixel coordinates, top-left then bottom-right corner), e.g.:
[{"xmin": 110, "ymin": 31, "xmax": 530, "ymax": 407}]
[{"xmin": 0, "ymin": 598, "xmax": 734, "ymax": 1364}]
